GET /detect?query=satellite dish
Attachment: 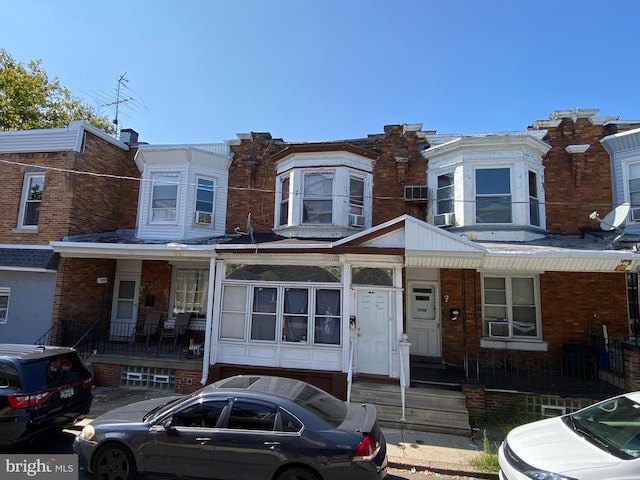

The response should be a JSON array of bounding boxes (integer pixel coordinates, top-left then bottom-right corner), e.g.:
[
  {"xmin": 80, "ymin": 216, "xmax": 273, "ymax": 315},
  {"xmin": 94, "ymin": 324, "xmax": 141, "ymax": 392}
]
[{"xmin": 599, "ymin": 204, "xmax": 630, "ymax": 231}]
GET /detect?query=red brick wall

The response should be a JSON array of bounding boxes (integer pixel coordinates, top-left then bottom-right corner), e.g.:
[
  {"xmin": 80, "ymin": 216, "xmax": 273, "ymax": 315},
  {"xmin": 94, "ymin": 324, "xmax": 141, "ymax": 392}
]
[
  {"xmin": 137, "ymin": 260, "xmax": 173, "ymax": 328},
  {"xmin": 439, "ymin": 269, "xmax": 629, "ymax": 367},
  {"xmin": 0, "ymin": 132, "xmax": 139, "ymax": 244}
]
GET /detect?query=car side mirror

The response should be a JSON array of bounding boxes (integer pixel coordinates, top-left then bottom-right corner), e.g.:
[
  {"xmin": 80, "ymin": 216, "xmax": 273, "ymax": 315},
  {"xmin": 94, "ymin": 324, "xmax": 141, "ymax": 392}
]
[{"xmin": 163, "ymin": 418, "xmax": 175, "ymax": 431}]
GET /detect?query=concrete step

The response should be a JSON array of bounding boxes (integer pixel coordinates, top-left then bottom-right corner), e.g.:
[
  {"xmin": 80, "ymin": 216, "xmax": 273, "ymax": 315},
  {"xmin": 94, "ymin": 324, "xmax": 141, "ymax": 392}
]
[{"xmin": 350, "ymin": 380, "xmax": 471, "ymax": 436}]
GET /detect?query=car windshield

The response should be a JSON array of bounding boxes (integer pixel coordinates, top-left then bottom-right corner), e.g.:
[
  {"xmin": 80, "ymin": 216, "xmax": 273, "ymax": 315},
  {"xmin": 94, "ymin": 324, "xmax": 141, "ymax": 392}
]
[
  {"xmin": 21, "ymin": 353, "xmax": 90, "ymax": 391},
  {"xmin": 143, "ymin": 394, "xmax": 197, "ymax": 423},
  {"xmin": 565, "ymin": 395, "xmax": 640, "ymax": 459}
]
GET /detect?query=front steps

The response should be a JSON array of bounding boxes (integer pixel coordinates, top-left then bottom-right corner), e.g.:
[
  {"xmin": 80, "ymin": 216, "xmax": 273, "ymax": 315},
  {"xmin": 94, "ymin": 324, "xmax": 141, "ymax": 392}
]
[{"xmin": 350, "ymin": 380, "xmax": 471, "ymax": 436}]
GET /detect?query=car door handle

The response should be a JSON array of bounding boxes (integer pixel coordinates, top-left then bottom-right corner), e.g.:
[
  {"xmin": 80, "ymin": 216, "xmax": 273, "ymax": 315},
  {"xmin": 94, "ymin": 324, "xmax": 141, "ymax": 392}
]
[
  {"xmin": 264, "ymin": 441, "xmax": 280, "ymax": 450},
  {"xmin": 196, "ymin": 437, "xmax": 212, "ymax": 443}
]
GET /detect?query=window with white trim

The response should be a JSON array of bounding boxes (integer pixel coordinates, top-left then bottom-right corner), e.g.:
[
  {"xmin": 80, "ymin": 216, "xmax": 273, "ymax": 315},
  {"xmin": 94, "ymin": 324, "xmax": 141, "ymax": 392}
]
[
  {"xmin": 151, "ymin": 173, "xmax": 178, "ymax": 222},
  {"xmin": 349, "ymin": 176, "xmax": 364, "ymax": 215},
  {"xmin": 0, "ymin": 288, "xmax": 9, "ymax": 324},
  {"xmin": 19, "ymin": 173, "xmax": 44, "ymax": 228},
  {"xmin": 172, "ymin": 268, "xmax": 209, "ymax": 318},
  {"xmin": 303, "ymin": 172, "xmax": 333, "ymax": 224},
  {"xmin": 628, "ymin": 163, "xmax": 640, "ymax": 221},
  {"xmin": 483, "ymin": 275, "xmax": 539, "ymax": 339},
  {"xmin": 437, "ymin": 173, "xmax": 454, "ymax": 214},
  {"xmin": 475, "ymin": 168, "xmax": 512, "ymax": 223},
  {"xmin": 529, "ymin": 170, "xmax": 540, "ymax": 226},
  {"xmin": 194, "ymin": 176, "xmax": 215, "ymax": 225},
  {"xmin": 279, "ymin": 175, "xmax": 290, "ymax": 226}
]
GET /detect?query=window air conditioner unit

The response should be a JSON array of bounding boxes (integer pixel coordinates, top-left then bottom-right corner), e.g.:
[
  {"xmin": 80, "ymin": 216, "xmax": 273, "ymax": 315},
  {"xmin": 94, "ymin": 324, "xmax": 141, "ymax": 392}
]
[
  {"xmin": 195, "ymin": 211, "xmax": 212, "ymax": 225},
  {"xmin": 433, "ymin": 213, "xmax": 455, "ymax": 227},
  {"xmin": 349, "ymin": 213, "xmax": 366, "ymax": 228},
  {"xmin": 488, "ymin": 321, "xmax": 510, "ymax": 338},
  {"xmin": 404, "ymin": 185, "xmax": 428, "ymax": 202}
]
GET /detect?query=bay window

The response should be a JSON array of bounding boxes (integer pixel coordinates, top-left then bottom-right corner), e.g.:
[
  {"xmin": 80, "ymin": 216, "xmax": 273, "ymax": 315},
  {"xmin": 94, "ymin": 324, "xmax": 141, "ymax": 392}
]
[
  {"xmin": 194, "ymin": 176, "xmax": 215, "ymax": 225},
  {"xmin": 437, "ymin": 173, "xmax": 454, "ymax": 214},
  {"xmin": 628, "ymin": 163, "xmax": 640, "ymax": 221},
  {"xmin": 529, "ymin": 170, "xmax": 540, "ymax": 226}
]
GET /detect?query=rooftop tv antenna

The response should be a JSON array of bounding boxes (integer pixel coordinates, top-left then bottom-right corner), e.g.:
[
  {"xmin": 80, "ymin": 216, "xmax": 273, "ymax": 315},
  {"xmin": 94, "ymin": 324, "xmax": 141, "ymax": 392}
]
[{"xmin": 589, "ymin": 203, "xmax": 631, "ymax": 247}]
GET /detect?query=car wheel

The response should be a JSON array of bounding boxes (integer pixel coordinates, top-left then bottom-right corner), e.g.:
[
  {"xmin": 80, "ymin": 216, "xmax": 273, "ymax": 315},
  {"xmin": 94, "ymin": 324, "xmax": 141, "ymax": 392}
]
[
  {"xmin": 276, "ymin": 466, "xmax": 320, "ymax": 480},
  {"xmin": 93, "ymin": 443, "xmax": 136, "ymax": 480}
]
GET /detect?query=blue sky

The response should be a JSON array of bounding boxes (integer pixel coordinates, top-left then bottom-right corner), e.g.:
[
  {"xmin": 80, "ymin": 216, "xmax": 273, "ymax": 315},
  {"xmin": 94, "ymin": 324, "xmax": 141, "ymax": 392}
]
[{"xmin": 2, "ymin": 0, "xmax": 639, "ymax": 144}]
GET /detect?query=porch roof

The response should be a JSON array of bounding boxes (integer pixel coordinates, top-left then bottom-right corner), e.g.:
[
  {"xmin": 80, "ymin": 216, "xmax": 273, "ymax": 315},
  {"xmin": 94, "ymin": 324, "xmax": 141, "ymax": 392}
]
[{"xmin": 49, "ymin": 216, "xmax": 640, "ymax": 273}]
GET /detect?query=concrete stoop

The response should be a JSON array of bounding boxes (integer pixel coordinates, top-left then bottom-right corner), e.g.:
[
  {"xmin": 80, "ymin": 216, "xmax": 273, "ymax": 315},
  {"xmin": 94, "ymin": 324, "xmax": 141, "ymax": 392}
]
[{"xmin": 350, "ymin": 380, "xmax": 471, "ymax": 437}]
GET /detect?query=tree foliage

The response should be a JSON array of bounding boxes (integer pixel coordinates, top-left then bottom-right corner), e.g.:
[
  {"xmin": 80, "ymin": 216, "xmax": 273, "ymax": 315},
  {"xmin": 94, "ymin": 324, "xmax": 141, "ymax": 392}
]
[{"xmin": 0, "ymin": 49, "xmax": 115, "ymax": 133}]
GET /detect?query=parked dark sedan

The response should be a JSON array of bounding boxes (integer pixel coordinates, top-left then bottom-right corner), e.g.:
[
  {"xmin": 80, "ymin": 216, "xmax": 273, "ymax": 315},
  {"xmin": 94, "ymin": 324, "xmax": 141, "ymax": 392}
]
[{"xmin": 74, "ymin": 375, "xmax": 387, "ymax": 480}]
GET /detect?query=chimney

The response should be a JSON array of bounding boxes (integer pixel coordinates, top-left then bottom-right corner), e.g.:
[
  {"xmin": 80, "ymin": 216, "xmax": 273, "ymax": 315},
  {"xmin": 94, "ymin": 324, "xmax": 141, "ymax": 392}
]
[{"xmin": 119, "ymin": 128, "xmax": 139, "ymax": 145}]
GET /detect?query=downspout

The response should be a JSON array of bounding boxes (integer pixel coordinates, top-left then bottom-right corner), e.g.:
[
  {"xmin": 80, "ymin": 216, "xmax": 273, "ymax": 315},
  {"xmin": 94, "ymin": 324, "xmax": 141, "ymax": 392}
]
[{"xmin": 200, "ymin": 256, "xmax": 218, "ymax": 385}]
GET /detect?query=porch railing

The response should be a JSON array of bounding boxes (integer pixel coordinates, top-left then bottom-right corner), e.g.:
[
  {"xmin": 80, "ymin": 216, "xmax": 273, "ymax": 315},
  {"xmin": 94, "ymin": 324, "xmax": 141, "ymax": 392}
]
[{"xmin": 346, "ymin": 336, "xmax": 355, "ymax": 403}]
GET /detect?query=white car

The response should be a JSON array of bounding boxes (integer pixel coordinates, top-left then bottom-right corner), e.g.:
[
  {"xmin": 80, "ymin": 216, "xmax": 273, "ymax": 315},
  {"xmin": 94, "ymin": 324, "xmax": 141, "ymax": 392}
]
[{"xmin": 499, "ymin": 391, "xmax": 640, "ymax": 480}]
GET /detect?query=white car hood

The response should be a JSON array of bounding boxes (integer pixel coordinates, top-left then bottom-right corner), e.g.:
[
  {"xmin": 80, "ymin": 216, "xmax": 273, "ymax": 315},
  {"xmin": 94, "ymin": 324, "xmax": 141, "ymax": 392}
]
[{"xmin": 506, "ymin": 417, "xmax": 623, "ymax": 475}]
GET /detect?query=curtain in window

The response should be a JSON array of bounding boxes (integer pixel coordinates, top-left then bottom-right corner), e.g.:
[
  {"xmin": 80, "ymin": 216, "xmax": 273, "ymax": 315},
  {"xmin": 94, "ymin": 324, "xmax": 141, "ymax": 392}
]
[
  {"xmin": 284, "ymin": 288, "xmax": 308, "ymax": 342},
  {"xmin": 314, "ymin": 289, "xmax": 340, "ymax": 345},
  {"xmin": 173, "ymin": 269, "xmax": 208, "ymax": 317}
]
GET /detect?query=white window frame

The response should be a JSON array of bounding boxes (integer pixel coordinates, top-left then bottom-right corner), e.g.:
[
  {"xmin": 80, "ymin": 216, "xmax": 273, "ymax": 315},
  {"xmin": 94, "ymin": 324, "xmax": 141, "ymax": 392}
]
[
  {"xmin": 219, "ymin": 283, "xmax": 341, "ymax": 347},
  {"xmin": 528, "ymin": 170, "xmax": 541, "ymax": 227},
  {"xmin": 278, "ymin": 175, "xmax": 290, "ymax": 227},
  {"xmin": 482, "ymin": 273, "xmax": 541, "ymax": 340},
  {"xmin": 627, "ymin": 162, "xmax": 640, "ymax": 222},
  {"xmin": 170, "ymin": 267, "xmax": 209, "ymax": 318},
  {"xmin": 150, "ymin": 173, "xmax": 179, "ymax": 223},
  {"xmin": 0, "ymin": 288, "xmax": 9, "ymax": 324},
  {"xmin": 475, "ymin": 167, "xmax": 512, "ymax": 224},
  {"xmin": 194, "ymin": 176, "xmax": 216, "ymax": 226},
  {"xmin": 18, "ymin": 173, "xmax": 44, "ymax": 229},
  {"xmin": 302, "ymin": 171, "xmax": 334, "ymax": 225},
  {"xmin": 436, "ymin": 172, "xmax": 455, "ymax": 215}
]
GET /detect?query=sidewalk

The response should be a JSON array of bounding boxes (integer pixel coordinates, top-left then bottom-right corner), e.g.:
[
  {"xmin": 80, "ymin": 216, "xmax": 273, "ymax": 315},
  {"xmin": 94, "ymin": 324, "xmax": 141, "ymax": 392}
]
[{"xmin": 83, "ymin": 387, "xmax": 498, "ymax": 479}]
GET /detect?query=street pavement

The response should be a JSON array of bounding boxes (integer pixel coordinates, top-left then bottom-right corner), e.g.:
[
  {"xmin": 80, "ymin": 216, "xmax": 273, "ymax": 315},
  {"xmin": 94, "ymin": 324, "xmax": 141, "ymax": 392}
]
[{"xmin": 74, "ymin": 386, "xmax": 498, "ymax": 479}]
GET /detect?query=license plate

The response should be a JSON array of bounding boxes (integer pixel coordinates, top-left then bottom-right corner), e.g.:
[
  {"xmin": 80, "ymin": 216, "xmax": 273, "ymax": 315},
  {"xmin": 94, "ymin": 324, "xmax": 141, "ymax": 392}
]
[{"xmin": 60, "ymin": 387, "xmax": 75, "ymax": 399}]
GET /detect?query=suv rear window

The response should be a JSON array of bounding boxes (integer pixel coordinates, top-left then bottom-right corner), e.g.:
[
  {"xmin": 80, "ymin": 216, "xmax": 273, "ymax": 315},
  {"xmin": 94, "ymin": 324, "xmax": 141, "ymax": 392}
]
[
  {"xmin": 20, "ymin": 352, "xmax": 90, "ymax": 391},
  {"xmin": 0, "ymin": 361, "xmax": 20, "ymax": 390}
]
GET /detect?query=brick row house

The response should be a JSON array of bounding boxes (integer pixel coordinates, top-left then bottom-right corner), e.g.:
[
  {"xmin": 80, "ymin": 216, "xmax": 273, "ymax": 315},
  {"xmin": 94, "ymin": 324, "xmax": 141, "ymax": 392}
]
[
  {"xmin": 5, "ymin": 109, "xmax": 640, "ymax": 415},
  {"xmin": 0, "ymin": 121, "xmax": 138, "ymax": 344}
]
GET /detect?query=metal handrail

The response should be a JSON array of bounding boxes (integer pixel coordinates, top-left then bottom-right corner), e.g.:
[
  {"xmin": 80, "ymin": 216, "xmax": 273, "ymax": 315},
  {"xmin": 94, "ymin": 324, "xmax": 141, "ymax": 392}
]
[
  {"xmin": 346, "ymin": 336, "xmax": 355, "ymax": 403},
  {"xmin": 398, "ymin": 339, "xmax": 407, "ymax": 421},
  {"xmin": 33, "ymin": 321, "xmax": 58, "ymax": 346}
]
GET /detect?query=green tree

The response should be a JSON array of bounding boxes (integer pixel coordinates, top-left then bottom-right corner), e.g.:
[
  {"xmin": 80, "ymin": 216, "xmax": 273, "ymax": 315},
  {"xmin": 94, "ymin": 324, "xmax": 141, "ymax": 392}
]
[{"xmin": 0, "ymin": 49, "xmax": 115, "ymax": 133}]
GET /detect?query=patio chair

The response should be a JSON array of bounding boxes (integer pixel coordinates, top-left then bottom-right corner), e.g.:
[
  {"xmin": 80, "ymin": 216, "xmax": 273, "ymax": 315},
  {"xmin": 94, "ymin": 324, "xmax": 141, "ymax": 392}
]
[
  {"xmin": 135, "ymin": 312, "xmax": 162, "ymax": 350},
  {"xmin": 159, "ymin": 312, "xmax": 192, "ymax": 351}
]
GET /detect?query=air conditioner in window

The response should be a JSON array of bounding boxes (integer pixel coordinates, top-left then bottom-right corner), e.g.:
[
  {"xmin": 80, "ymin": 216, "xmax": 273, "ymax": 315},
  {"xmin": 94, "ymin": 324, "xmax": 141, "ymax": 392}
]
[
  {"xmin": 488, "ymin": 321, "xmax": 510, "ymax": 338},
  {"xmin": 433, "ymin": 213, "xmax": 455, "ymax": 227},
  {"xmin": 349, "ymin": 213, "xmax": 366, "ymax": 228},
  {"xmin": 195, "ymin": 211, "xmax": 212, "ymax": 225},
  {"xmin": 404, "ymin": 185, "xmax": 428, "ymax": 202}
]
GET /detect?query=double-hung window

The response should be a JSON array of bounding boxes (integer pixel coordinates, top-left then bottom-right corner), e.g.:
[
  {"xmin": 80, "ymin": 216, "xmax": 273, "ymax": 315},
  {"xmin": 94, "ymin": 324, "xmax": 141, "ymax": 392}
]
[
  {"xmin": 528, "ymin": 171, "xmax": 540, "ymax": 226},
  {"xmin": 172, "ymin": 268, "xmax": 209, "ymax": 317},
  {"xmin": 475, "ymin": 168, "xmax": 512, "ymax": 223},
  {"xmin": 0, "ymin": 288, "xmax": 9, "ymax": 324},
  {"xmin": 437, "ymin": 173, "xmax": 454, "ymax": 214},
  {"xmin": 349, "ymin": 176, "xmax": 364, "ymax": 215},
  {"xmin": 151, "ymin": 174, "xmax": 178, "ymax": 222},
  {"xmin": 628, "ymin": 163, "xmax": 640, "ymax": 221},
  {"xmin": 194, "ymin": 177, "xmax": 215, "ymax": 225},
  {"xmin": 279, "ymin": 175, "xmax": 290, "ymax": 226},
  {"xmin": 483, "ymin": 275, "xmax": 539, "ymax": 339},
  {"xmin": 19, "ymin": 173, "xmax": 44, "ymax": 228},
  {"xmin": 303, "ymin": 172, "xmax": 333, "ymax": 224}
]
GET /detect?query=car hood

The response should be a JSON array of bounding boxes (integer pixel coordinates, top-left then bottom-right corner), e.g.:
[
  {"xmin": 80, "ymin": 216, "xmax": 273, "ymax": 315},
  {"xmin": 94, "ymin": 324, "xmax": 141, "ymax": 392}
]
[
  {"xmin": 91, "ymin": 396, "xmax": 181, "ymax": 425},
  {"xmin": 506, "ymin": 417, "xmax": 623, "ymax": 474}
]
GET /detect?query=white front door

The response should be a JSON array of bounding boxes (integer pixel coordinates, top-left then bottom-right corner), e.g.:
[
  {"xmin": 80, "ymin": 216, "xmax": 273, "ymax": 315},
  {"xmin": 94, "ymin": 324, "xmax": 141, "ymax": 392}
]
[
  {"xmin": 110, "ymin": 275, "xmax": 139, "ymax": 341},
  {"xmin": 407, "ymin": 282, "xmax": 441, "ymax": 357},
  {"xmin": 356, "ymin": 290, "xmax": 389, "ymax": 376}
]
